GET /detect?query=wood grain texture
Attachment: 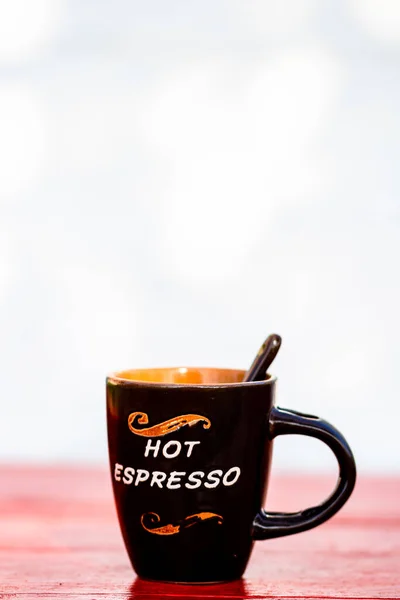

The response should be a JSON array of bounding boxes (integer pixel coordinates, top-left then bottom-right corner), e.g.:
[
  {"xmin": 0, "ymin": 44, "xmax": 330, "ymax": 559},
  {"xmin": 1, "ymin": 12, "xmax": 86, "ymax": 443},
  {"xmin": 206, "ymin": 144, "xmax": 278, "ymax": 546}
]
[{"xmin": 0, "ymin": 466, "xmax": 399, "ymax": 599}]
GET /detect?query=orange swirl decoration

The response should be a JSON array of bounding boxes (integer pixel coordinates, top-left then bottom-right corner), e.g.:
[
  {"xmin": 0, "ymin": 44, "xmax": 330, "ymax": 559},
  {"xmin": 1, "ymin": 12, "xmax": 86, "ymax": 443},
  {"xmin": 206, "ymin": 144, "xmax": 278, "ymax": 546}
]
[
  {"xmin": 127, "ymin": 412, "xmax": 211, "ymax": 437},
  {"xmin": 141, "ymin": 512, "xmax": 223, "ymax": 535}
]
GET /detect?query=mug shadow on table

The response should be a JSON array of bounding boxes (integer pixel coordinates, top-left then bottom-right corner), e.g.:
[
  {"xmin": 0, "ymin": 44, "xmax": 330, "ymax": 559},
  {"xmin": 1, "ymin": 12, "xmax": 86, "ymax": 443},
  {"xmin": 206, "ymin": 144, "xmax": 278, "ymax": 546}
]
[{"xmin": 128, "ymin": 577, "xmax": 247, "ymax": 599}]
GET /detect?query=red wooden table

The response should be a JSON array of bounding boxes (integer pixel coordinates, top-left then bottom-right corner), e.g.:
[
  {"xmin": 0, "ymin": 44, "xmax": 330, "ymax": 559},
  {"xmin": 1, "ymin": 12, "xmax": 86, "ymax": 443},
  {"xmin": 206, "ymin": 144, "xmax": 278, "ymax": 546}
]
[{"xmin": 0, "ymin": 466, "xmax": 399, "ymax": 599}]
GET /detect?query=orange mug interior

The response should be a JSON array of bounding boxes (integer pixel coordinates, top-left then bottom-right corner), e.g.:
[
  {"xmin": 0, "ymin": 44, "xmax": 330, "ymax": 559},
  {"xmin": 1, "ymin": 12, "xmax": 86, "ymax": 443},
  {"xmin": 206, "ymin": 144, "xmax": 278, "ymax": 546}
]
[{"xmin": 109, "ymin": 367, "xmax": 248, "ymax": 385}]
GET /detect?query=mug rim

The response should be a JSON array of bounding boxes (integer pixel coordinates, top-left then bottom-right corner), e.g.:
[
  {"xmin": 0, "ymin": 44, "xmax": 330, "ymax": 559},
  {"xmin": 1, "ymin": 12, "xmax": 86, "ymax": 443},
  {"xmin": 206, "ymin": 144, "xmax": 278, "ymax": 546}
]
[{"xmin": 107, "ymin": 366, "xmax": 277, "ymax": 389}]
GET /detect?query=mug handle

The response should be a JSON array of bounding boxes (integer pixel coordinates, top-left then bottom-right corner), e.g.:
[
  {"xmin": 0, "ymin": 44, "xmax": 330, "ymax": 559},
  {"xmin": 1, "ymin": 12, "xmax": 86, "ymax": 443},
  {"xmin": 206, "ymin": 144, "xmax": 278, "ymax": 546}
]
[{"xmin": 252, "ymin": 406, "xmax": 356, "ymax": 540}]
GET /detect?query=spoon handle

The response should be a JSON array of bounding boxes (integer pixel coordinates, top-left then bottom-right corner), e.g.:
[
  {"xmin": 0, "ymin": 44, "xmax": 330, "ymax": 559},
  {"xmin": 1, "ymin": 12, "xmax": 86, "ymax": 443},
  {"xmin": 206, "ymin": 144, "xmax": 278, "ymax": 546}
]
[{"xmin": 244, "ymin": 334, "xmax": 282, "ymax": 382}]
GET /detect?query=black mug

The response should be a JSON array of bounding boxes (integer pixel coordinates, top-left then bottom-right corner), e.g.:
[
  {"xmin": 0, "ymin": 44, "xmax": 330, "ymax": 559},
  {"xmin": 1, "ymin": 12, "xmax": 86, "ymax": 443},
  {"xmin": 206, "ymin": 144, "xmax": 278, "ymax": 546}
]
[{"xmin": 106, "ymin": 367, "xmax": 356, "ymax": 584}]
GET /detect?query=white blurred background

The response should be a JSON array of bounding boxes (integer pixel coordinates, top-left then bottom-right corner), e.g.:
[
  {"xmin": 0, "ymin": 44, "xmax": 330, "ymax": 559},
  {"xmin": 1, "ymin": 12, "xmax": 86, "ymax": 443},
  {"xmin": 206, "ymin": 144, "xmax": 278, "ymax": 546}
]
[{"xmin": 0, "ymin": 0, "xmax": 399, "ymax": 472}]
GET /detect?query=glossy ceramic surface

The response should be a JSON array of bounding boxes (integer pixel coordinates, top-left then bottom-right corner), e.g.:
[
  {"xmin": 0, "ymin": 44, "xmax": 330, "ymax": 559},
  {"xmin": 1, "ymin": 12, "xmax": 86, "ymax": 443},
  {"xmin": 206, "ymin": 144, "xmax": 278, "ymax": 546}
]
[{"xmin": 106, "ymin": 367, "xmax": 356, "ymax": 583}]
